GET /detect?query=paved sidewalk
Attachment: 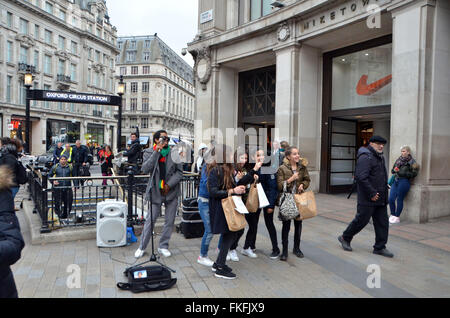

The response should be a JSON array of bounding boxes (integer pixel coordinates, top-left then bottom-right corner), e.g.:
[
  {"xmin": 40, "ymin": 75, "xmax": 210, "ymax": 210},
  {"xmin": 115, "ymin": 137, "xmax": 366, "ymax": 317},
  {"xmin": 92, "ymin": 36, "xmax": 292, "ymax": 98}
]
[{"xmin": 11, "ymin": 188, "xmax": 450, "ymax": 298}]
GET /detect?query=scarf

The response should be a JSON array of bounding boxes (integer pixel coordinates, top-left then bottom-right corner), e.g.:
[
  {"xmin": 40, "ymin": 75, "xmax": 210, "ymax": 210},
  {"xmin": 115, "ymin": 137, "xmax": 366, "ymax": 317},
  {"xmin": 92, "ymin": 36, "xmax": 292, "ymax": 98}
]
[
  {"xmin": 153, "ymin": 143, "xmax": 171, "ymax": 189},
  {"xmin": 394, "ymin": 154, "xmax": 412, "ymax": 169}
]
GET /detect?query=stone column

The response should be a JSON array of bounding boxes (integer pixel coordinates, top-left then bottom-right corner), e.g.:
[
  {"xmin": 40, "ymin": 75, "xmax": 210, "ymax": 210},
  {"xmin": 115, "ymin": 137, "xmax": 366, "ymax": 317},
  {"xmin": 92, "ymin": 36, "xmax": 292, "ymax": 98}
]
[
  {"xmin": 389, "ymin": 0, "xmax": 450, "ymax": 223},
  {"xmin": 274, "ymin": 44, "xmax": 300, "ymax": 148}
]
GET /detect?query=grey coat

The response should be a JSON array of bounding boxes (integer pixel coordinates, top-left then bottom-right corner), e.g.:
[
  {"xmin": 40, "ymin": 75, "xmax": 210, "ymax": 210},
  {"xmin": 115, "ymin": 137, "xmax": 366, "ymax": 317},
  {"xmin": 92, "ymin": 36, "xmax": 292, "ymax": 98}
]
[{"xmin": 141, "ymin": 147, "xmax": 183, "ymax": 204}]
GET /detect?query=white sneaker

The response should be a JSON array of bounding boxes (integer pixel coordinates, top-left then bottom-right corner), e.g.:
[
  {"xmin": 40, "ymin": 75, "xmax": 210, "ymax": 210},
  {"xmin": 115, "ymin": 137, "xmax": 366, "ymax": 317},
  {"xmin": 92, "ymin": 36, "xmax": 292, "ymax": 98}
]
[
  {"xmin": 158, "ymin": 248, "xmax": 172, "ymax": 258},
  {"xmin": 241, "ymin": 247, "xmax": 258, "ymax": 258},
  {"xmin": 134, "ymin": 248, "xmax": 144, "ymax": 258},
  {"xmin": 197, "ymin": 256, "xmax": 214, "ymax": 267},
  {"xmin": 394, "ymin": 216, "xmax": 401, "ymax": 224},
  {"xmin": 389, "ymin": 216, "xmax": 395, "ymax": 224},
  {"xmin": 228, "ymin": 249, "xmax": 239, "ymax": 262}
]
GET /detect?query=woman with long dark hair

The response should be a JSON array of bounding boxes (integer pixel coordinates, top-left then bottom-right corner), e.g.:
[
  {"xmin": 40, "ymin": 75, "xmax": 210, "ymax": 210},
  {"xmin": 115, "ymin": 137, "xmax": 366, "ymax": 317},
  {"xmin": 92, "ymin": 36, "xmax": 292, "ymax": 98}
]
[
  {"xmin": 100, "ymin": 145, "xmax": 114, "ymax": 187},
  {"xmin": 207, "ymin": 145, "xmax": 249, "ymax": 279}
]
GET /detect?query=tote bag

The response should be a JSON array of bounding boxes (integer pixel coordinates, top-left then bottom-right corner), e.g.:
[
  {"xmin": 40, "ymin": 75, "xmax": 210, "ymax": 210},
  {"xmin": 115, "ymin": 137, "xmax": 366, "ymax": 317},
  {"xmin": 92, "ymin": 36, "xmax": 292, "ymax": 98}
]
[
  {"xmin": 245, "ymin": 182, "xmax": 259, "ymax": 213},
  {"xmin": 294, "ymin": 191, "xmax": 317, "ymax": 220},
  {"xmin": 222, "ymin": 195, "xmax": 248, "ymax": 231},
  {"xmin": 279, "ymin": 182, "xmax": 300, "ymax": 221}
]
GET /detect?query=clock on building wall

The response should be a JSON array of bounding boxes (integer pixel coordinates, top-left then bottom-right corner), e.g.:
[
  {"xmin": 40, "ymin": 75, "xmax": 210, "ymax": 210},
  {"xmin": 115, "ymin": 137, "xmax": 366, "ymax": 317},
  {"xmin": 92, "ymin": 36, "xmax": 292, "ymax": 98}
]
[{"xmin": 277, "ymin": 23, "xmax": 290, "ymax": 42}]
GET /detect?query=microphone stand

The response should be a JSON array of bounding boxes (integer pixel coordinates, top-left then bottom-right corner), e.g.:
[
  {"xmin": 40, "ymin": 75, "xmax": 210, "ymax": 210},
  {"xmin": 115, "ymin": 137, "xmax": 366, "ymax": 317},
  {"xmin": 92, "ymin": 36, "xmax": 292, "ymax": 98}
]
[{"xmin": 125, "ymin": 146, "xmax": 176, "ymax": 274}]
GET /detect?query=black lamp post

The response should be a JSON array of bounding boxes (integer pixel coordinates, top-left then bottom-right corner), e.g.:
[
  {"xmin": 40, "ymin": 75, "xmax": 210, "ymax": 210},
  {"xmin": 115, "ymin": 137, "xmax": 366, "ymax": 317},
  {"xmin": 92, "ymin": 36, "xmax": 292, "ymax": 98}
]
[
  {"xmin": 117, "ymin": 75, "xmax": 125, "ymax": 152},
  {"xmin": 24, "ymin": 69, "xmax": 33, "ymax": 154}
]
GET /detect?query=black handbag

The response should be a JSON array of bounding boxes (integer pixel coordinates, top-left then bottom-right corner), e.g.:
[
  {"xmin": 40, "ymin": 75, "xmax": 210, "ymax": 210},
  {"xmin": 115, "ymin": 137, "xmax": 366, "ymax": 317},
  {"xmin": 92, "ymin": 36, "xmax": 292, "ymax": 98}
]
[{"xmin": 117, "ymin": 265, "xmax": 177, "ymax": 293}]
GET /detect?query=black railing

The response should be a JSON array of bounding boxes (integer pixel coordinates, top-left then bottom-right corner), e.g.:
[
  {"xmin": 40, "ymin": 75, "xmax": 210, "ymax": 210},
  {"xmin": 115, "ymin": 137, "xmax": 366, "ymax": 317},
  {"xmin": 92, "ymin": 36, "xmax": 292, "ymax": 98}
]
[{"xmin": 27, "ymin": 165, "xmax": 199, "ymax": 233}]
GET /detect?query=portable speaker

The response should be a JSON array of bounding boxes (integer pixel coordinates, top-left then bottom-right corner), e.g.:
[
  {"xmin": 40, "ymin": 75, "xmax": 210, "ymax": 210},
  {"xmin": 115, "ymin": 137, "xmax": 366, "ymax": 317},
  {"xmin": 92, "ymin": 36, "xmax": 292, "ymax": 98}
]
[{"xmin": 97, "ymin": 200, "xmax": 128, "ymax": 248}]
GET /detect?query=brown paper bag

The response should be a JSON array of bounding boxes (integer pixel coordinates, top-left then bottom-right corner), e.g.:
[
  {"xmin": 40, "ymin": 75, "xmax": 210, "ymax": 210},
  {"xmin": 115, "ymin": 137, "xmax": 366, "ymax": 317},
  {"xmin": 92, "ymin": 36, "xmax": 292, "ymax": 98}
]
[
  {"xmin": 222, "ymin": 196, "xmax": 248, "ymax": 231},
  {"xmin": 245, "ymin": 182, "xmax": 259, "ymax": 213},
  {"xmin": 294, "ymin": 191, "xmax": 317, "ymax": 220}
]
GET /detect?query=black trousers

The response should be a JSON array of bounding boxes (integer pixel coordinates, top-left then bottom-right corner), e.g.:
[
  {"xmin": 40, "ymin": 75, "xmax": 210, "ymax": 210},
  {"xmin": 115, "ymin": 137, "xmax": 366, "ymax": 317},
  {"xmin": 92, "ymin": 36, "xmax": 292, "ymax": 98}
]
[
  {"xmin": 342, "ymin": 204, "xmax": 389, "ymax": 251},
  {"xmin": 216, "ymin": 231, "xmax": 240, "ymax": 267},
  {"xmin": 72, "ymin": 164, "xmax": 82, "ymax": 187},
  {"xmin": 229, "ymin": 208, "xmax": 261, "ymax": 250},
  {"xmin": 263, "ymin": 207, "xmax": 279, "ymax": 252},
  {"xmin": 230, "ymin": 229, "xmax": 244, "ymax": 251},
  {"xmin": 282, "ymin": 219, "xmax": 302, "ymax": 252},
  {"xmin": 54, "ymin": 188, "xmax": 73, "ymax": 218}
]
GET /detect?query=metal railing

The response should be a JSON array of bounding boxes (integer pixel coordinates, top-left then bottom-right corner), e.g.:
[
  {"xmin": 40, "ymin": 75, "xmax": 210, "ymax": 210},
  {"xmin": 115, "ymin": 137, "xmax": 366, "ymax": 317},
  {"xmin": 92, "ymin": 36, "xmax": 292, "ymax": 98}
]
[{"xmin": 27, "ymin": 165, "xmax": 199, "ymax": 233}]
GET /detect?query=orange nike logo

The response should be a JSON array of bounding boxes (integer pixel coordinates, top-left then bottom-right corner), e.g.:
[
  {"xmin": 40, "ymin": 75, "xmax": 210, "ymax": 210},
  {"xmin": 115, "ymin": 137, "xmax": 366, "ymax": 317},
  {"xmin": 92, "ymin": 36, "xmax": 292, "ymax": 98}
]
[{"xmin": 356, "ymin": 74, "xmax": 392, "ymax": 96}]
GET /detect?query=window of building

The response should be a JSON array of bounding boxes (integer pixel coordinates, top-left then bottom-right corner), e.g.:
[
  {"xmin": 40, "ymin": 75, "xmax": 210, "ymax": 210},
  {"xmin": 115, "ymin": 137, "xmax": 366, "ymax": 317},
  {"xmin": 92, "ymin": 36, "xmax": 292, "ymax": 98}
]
[
  {"xmin": 250, "ymin": 0, "xmax": 272, "ymax": 21},
  {"xmin": 130, "ymin": 41, "xmax": 136, "ymax": 49},
  {"xmin": 144, "ymin": 40, "xmax": 151, "ymax": 48},
  {"xmin": 120, "ymin": 67, "xmax": 127, "ymax": 75},
  {"xmin": 141, "ymin": 117, "xmax": 148, "ymax": 129},
  {"xmin": 34, "ymin": 25, "xmax": 40, "ymax": 38},
  {"xmin": 95, "ymin": 50, "xmax": 100, "ymax": 62},
  {"xmin": 59, "ymin": 10, "xmax": 66, "ymax": 21},
  {"xmin": 143, "ymin": 66, "xmax": 150, "ymax": 74},
  {"xmin": 34, "ymin": 50, "xmax": 39, "ymax": 69},
  {"xmin": 72, "ymin": 17, "xmax": 77, "ymax": 27},
  {"xmin": 143, "ymin": 52, "xmax": 150, "ymax": 61},
  {"xmin": 118, "ymin": 42, "xmax": 122, "ymax": 49},
  {"xmin": 131, "ymin": 82, "xmax": 138, "ymax": 93},
  {"xmin": 96, "ymin": 28, "xmax": 101, "ymax": 38},
  {"xmin": 130, "ymin": 99, "xmax": 137, "ymax": 111},
  {"xmin": 19, "ymin": 46, "xmax": 28, "ymax": 64},
  {"xmin": 7, "ymin": 12, "xmax": 13, "ymax": 28},
  {"xmin": 130, "ymin": 117, "xmax": 137, "ymax": 128},
  {"xmin": 131, "ymin": 66, "xmax": 138, "ymax": 75},
  {"xmin": 142, "ymin": 98, "xmax": 149, "ymax": 112},
  {"xmin": 45, "ymin": 1, "xmax": 53, "ymax": 14},
  {"xmin": 20, "ymin": 18, "xmax": 29, "ymax": 35},
  {"xmin": 6, "ymin": 76, "xmax": 12, "ymax": 103},
  {"xmin": 87, "ymin": 68, "xmax": 91, "ymax": 85},
  {"xmin": 45, "ymin": 29, "xmax": 52, "ymax": 44},
  {"xmin": 71, "ymin": 41, "xmax": 78, "ymax": 55},
  {"xmin": 58, "ymin": 36, "xmax": 65, "ymax": 50},
  {"xmin": 126, "ymin": 51, "xmax": 136, "ymax": 62},
  {"xmin": 7, "ymin": 41, "xmax": 13, "ymax": 63},
  {"xmin": 44, "ymin": 55, "xmax": 52, "ymax": 73},
  {"xmin": 70, "ymin": 64, "xmax": 77, "ymax": 81},
  {"xmin": 58, "ymin": 60, "xmax": 65, "ymax": 75},
  {"xmin": 142, "ymin": 82, "xmax": 149, "ymax": 93}
]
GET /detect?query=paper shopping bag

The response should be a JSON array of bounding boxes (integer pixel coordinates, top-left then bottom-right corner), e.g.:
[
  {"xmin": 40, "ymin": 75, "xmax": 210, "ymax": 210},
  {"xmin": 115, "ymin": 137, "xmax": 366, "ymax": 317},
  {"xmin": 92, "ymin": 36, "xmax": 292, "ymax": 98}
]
[
  {"xmin": 222, "ymin": 196, "xmax": 247, "ymax": 232},
  {"xmin": 294, "ymin": 191, "xmax": 317, "ymax": 220},
  {"xmin": 245, "ymin": 182, "xmax": 259, "ymax": 213},
  {"xmin": 257, "ymin": 183, "xmax": 270, "ymax": 209}
]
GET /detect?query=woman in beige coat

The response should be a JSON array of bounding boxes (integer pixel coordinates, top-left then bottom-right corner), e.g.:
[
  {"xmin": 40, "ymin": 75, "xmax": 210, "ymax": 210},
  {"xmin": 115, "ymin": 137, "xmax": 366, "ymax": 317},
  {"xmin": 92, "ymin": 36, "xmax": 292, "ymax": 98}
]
[{"xmin": 277, "ymin": 147, "xmax": 311, "ymax": 261}]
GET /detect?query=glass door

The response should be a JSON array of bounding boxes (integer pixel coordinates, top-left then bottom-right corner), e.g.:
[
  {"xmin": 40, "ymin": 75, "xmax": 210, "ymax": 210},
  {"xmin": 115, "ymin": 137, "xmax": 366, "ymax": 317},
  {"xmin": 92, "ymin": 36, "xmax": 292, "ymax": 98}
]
[{"xmin": 329, "ymin": 118, "xmax": 357, "ymax": 193}]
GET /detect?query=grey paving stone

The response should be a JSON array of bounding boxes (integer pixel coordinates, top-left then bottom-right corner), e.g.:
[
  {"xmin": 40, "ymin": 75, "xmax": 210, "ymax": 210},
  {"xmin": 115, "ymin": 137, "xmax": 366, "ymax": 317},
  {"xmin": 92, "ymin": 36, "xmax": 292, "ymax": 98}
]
[
  {"xmin": 68, "ymin": 289, "xmax": 84, "ymax": 298},
  {"xmin": 100, "ymin": 287, "xmax": 116, "ymax": 298}
]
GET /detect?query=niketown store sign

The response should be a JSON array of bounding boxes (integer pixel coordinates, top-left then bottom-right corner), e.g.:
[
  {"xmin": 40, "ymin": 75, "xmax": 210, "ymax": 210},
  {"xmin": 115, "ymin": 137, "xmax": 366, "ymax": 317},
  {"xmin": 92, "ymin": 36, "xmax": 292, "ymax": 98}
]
[{"xmin": 300, "ymin": 0, "xmax": 391, "ymax": 36}]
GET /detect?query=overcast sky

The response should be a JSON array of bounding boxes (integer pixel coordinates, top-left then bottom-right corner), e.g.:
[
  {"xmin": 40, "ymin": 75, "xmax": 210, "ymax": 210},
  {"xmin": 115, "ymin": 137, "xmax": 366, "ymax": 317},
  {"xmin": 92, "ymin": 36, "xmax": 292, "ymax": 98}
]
[{"xmin": 106, "ymin": 0, "xmax": 199, "ymax": 67}]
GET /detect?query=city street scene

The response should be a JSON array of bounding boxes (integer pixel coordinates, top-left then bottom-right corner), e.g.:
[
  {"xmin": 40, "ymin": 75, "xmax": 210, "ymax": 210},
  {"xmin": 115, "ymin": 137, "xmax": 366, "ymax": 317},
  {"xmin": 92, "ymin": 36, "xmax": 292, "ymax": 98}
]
[{"xmin": 1, "ymin": 0, "xmax": 449, "ymax": 303}]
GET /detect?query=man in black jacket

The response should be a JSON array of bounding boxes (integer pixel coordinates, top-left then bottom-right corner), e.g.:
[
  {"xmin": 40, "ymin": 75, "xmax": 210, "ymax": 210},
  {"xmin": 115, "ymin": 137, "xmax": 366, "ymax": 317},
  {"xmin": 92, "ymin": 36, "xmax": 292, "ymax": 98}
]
[
  {"xmin": 71, "ymin": 140, "xmax": 88, "ymax": 187},
  {"xmin": 53, "ymin": 142, "xmax": 63, "ymax": 165},
  {"xmin": 338, "ymin": 136, "xmax": 393, "ymax": 258},
  {"xmin": 124, "ymin": 133, "xmax": 142, "ymax": 172},
  {"xmin": 0, "ymin": 165, "xmax": 25, "ymax": 298},
  {"xmin": 51, "ymin": 155, "xmax": 73, "ymax": 219}
]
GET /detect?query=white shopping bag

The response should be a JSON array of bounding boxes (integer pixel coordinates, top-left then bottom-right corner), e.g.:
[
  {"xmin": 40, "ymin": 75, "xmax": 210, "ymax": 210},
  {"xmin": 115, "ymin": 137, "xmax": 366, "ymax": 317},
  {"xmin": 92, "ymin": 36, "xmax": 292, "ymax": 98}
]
[
  {"xmin": 257, "ymin": 183, "xmax": 270, "ymax": 208},
  {"xmin": 232, "ymin": 196, "xmax": 249, "ymax": 214}
]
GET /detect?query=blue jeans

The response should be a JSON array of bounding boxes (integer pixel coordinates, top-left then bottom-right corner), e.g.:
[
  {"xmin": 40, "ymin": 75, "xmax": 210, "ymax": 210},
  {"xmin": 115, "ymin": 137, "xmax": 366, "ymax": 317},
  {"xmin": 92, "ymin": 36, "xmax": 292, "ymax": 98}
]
[
  {"xmin": 11, "ymin": 187, "xmax": 19, "ymax": 198},
  {"xmin": 198, "ymin": 198, "xmax": 222, "ymax": 257},
  {"xmin": 389, "ymin": 178, "xmax": 411, "ymax": 217}
]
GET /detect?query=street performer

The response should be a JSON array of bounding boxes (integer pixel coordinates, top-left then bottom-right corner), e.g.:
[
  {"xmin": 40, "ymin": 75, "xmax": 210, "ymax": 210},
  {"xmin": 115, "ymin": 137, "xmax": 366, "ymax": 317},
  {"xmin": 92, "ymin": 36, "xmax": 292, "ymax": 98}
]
[{"xmin": 135, "ymin": 130, "xmax": 183, "ymax": 259}]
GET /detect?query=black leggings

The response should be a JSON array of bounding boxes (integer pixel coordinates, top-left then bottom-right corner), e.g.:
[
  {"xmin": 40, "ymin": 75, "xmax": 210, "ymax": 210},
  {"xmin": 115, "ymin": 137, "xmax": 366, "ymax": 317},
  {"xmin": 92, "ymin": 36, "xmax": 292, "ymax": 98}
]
[
  {"xmin": 229, "ymin": 209, "xmax": 262, "ymax": 251},
  {"xmin": 216, "ymin": 231, "xmax": 240, "ymax": 267},
  {"xmin": 282, "ymin": 219, "xmax": 302, "ymax": 252},
  {"xmin": 263, "ymin": 207, "xmax": 279, "ymax": 252}
]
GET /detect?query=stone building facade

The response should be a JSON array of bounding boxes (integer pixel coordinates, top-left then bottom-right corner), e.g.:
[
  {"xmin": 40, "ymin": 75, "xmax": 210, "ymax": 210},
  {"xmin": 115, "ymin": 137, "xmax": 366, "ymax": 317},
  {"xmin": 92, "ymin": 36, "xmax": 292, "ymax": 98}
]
[
  {"xmin": 116, "ymin": 35, "xmax": 195, "ymax": 148},
  {"xmin": 0, "ymin": 0, "xmax": 119, "ymax": 154},
  {"xmin": 187, "ymin": 0, "xmax": 450, "ymax": 223}
]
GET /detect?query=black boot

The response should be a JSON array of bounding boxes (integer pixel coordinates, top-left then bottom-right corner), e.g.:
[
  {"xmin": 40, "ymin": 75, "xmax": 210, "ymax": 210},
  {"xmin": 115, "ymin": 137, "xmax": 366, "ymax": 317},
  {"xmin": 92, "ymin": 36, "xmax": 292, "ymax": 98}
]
[
  {"xmin": 293, "ymin": 247, "xmax": 304, "ymax": 258},
  {"xmin": 280, "ymin": 245, "xmax": 288, "ymax": 261}
]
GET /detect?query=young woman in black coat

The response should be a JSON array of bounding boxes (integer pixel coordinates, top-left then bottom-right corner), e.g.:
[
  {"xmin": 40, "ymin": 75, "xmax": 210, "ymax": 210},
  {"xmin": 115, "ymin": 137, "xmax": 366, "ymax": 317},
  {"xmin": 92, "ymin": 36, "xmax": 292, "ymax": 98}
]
[
  {"xmin": 207, "ymin": 144, "xmax": 254, "ymax": 280},
  {"xmin": 0, "ymin": 166, "xmax": 25, "ymax": 298}
]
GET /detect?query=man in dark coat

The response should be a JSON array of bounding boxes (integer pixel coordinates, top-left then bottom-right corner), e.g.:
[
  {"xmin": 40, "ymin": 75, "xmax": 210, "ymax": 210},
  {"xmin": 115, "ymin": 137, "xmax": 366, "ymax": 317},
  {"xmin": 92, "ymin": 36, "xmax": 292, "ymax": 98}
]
[
  {"xmin": 71, "ymin": 140, "xmax": 88, "ymax": 187},
  {"xmin": 124, "ymin": 133, "xmax": 142, "ymax": 173},
  {"xmin": 0, "ymin": 165, "xmax": 25, "ymax": 298},
  {"xmin": 338, "ymin": 136, "xmax": 393, "ymax": 258},
  {"xmin": 53, "ymin": 142, "xmax": 63, "ymax": 165}
]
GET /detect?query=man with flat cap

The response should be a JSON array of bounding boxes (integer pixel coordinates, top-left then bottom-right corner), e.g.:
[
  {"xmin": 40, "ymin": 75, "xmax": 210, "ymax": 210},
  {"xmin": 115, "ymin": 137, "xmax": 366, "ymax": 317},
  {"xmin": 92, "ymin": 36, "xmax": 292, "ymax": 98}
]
[{"xmin": 338, "ymin": 135, "xmax": 393, "ymax": 258}]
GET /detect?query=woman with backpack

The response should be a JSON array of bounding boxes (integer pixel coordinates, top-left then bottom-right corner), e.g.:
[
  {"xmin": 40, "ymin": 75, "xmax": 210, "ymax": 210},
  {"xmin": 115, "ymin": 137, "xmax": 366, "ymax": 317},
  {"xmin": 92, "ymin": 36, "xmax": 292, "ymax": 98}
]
[{"xmin": 276, "ymin": 146, "xmax": 311, "ymax": 261}]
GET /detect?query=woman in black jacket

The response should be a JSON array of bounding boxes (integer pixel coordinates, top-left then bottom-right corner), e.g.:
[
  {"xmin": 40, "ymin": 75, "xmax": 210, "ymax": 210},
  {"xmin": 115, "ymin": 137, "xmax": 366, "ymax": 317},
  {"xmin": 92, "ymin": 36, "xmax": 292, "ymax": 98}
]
[
  {"xmin": 0, "ymin": 165, "xmax": 25, "ymax": 298},
  {"xmin": 0, "ymin": 138, "xmax": 27, "ymax": 199},
  {"xmin": 207, "ymin": 145, "xmax": 251, "ymax": 280}
]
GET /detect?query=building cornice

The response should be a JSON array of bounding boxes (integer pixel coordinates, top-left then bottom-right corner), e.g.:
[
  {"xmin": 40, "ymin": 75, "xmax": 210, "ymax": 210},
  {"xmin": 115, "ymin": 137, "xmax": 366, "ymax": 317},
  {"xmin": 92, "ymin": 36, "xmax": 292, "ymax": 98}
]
[{"xmin": 116, "ymin": 74, "xmax": 195, "ymax": 97}]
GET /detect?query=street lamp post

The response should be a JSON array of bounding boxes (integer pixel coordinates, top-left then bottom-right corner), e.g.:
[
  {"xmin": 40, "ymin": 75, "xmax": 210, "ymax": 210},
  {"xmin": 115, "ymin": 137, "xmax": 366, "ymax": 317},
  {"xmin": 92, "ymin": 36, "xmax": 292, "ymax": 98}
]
[
  {"xmin": 24, "ymin": 70, "xmax": 33, "ymax": 154},
  {"xmin": 117, "ymin": 75, "xmax": 125, "ymax": 152}
]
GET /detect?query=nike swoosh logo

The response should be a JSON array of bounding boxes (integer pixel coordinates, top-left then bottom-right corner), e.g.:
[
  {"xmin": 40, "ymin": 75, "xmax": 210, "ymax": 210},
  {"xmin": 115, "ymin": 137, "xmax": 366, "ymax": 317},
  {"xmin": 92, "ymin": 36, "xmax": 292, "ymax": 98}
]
[{"xmin": 356, "ymin": 74, "xmax": 392, "ymax": 96}]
